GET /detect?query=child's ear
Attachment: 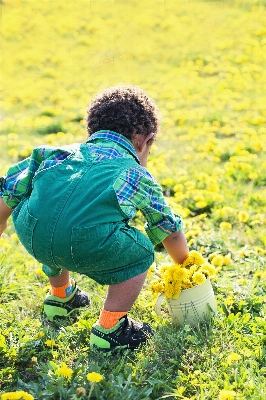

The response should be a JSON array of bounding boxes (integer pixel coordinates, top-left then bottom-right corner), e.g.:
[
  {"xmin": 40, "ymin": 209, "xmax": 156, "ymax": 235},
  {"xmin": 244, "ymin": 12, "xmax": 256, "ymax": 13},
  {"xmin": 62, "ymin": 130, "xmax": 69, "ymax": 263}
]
[{"xmin": 136, "ymin": 132, "xmax": 154, "ymax": 151}]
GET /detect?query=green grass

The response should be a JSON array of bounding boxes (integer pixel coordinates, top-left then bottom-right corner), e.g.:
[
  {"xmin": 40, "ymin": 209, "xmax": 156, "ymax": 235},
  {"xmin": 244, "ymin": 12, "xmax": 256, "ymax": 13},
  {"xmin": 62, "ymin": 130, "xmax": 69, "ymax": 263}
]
[{"xmin": 1, "ymin": 226, "xmax": 265, "ymax": 399}]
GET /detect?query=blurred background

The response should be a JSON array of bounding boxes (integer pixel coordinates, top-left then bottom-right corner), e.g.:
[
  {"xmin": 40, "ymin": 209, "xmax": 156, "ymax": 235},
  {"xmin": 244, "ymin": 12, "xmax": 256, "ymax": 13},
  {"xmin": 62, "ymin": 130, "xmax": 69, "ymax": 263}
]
[{"xmin": 1, "ymin": 0, "xmax": 266, "ymax": 245}]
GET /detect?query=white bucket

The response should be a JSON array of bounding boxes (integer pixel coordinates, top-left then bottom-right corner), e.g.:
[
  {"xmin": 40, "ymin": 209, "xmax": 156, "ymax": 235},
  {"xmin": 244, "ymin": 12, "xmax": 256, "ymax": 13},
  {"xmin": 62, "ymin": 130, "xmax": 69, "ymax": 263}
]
[{"xmin": 155, "ymin": 278, "xmax": 217, "ymax": 326}]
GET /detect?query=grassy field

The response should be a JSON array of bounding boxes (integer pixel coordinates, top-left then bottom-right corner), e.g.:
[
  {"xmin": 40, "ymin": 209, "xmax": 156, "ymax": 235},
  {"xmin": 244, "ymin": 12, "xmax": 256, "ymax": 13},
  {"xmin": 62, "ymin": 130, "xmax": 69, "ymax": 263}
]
[{"xmin": 1, "ymin": 0, "xmax": 266, "ymax": 399}]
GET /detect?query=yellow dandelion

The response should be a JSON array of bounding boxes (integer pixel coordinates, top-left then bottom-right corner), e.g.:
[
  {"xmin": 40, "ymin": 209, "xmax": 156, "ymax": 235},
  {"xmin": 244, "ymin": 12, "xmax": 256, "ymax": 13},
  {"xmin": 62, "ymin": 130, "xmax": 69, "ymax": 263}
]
[
  {"xmin": 238, "ymin": 211, "xmax": 249, "ymax": 222},
  {"xmin": 227, "ymin": 352, "xmax": 241, "ymax": 365},
  {"xmin": 218, "ymin": 389, "xmax": 237, "ymax": 400},
  {"xmin": 195, "ymin": 200, "xmax": 208, "ymax": 209},
  {"xmin": 173, "ymin": 266, "xmax": 189, "ymax": 281},
  {"xmin": 248, "ymin": 172, "xmax": 259, "ymax": 180},
  {"xmin": 182, "ymin": 256, "xmax": 195, "ymax": 269},
  {"xmin": 165, "ymin": 283, "xmax": 177, "ymax": 298},
  {"xmin": 1, "ymin": 391, "xmax": 34, "ymax": 400},
  {"xmin": 189, "ymin": 250, "xmax": 205, "ymax": 266},
  {"xmin": 187, "ymin": 238, "xmax": 194, "ymax": 246},
  {"xmin": 199, "ymin": 246, "xmax": 205, "ymax": 254},
  {"xmin": 160, "ymin": 266, "xmax": 169, "ymax": 275},
  {"xmin": 55, "ymin": 362, "xmax": 73, "ymax": 381},
  {"xmin": 254, "ymin": 246, "xmax": 266, "ymax": 256},
  {"xmin": 45, "ymin": 339, "xmax": 57, "ymax": 347},
  {"xmin": 211, "ymin": 255, "xmax": 224, "ymax": 267},
  {"xmin": 87, "ymin": 372, "xmax": 104, "ymax": 383},
  {"xmin": 220, "ymin": 221, "xmax": 232, "ymax": 230},
  {"xmin": 192, "ymin": 271, "xmax": 206, "ymax": 285},
  {"xmin": 187, "ymin": 264, "xmax": 199, "ymax": 279},
  {"xmin": 172, "ymin": 282, "xmax": 182, "ymax": 298},
  {"xmin": 181, "ymin": 278, "xmax": 193, "ymax": 289},
  {"xmin": 199, "ymin": 263, "xmax": 216, "ymax": 277},
  {"xmin": 183, "ymin": 251, "xmax": 204, "ymax": 268},
  {"xmin": 150, "ymin": 280, "xmax": 165, "ymax": 294},
  {"xmin": 223, "ymin": 254, "xmax": 232, "ymax": 265},
  {"xmin": 254, "ymin": 270, "xmax": 266, "ymax": 279},
  {"xmin": 224, "ymin": 296, "xmax": 234, "ymax": 306}
]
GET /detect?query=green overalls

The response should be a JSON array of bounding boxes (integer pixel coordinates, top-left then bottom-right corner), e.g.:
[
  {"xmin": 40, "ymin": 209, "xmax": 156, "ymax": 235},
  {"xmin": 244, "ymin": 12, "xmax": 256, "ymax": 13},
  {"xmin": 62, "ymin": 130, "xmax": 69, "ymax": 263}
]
[{"xmin": 12, "ymin": 143, "xmax": 154, "ymax": 285}]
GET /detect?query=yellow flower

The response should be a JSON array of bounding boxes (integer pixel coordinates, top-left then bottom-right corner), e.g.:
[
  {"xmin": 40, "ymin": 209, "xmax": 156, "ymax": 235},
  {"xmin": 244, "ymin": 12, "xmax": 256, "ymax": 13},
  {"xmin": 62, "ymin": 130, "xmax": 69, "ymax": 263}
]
[
  {"xmin": 211, "ymin": 255, "xmax": 224, "ymax": 267},
  {"xmin": 150, "ymin": 280, "xmax": 165, "ymax": 294},
  {"xmin": 45, "ymin": 339, "xmax": 57, "ymax": 347},
  {"xmin": 223, "ymin": 254, "xmax": 231, "ymax": 265},
  {"xmin": 183, "ymin": 251, "xmax": 204, "ymax": 268},
  {"xmin": 189, "ymin": 250, "xmax": 205, "ymax": 265},
  {"xmin": 164, "ymin": 278, "xmax": 182, "ymax": 298},
  {"xmin": 87, "ymin": 372, "xmax": 104, "ymax": 383},
  {"xmin": 172, "ymin": 267, "xmax": 189, "ymax": 281},
  {"xmin": 181, "ymin": 278, "xmax": 193, "ymax": 289},
  {"xmin": 172, "ymin": 282, "xmax": 182, "ymax": 298},
  {"xmin": 199, "ymin": 263, "xmax": 216, "ymax": 277},
  {"xmin": 220, "ymin": 222, "xmax": 232, "ymax": 230},
  {"xmin": 254, "ymin": 270, "xmax": 266, "ymax": 279},
  {"xmin": 195, "ymin": 200, "xmax": 208, "ymax": 209},
  {"xmin": 238, "ymin": 211, "xmax": 249, "ymax": 222},
  {"xmin": 254, "ymin": 246, "xmax": 266, "ymax": 256},
  {"xmin": 227, "ymin": 352, "xmax": 241, "ymax": 365},
  {"xmin": 1, "ymin": 391, "xmax": 34, "ymax": 400},
  {"xmin": 248, "ymin": 172, "xmax": 258, "ymax": 180},
  {"xmin": 160, "ymin": 266, "xmax": 169, "ymax": 275},
  {"xmin": 224, "ymin": 296, "xmax": 234, "ymax": 306},
  {"xmin": 151, "ymin": 251, "xmax": 215, "ymax": 297},
  {"xmin": 218, "ymin": 389, "xmax": 237, "ymax": 400},
  {"xmin": 192, "ymin": 271, "xmax": 206, "ymax": 285},
  {"xmin": 187, "ymin": 264, "xmax": 199, "ymax": 279},
  {"xmin": 55, "ymin": 362, "xmax": 73, "ymax": 381}
]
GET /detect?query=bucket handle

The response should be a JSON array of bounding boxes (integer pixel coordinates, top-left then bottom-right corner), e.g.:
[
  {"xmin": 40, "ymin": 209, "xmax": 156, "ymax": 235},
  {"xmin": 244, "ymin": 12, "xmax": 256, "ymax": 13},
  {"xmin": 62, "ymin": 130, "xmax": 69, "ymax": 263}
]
[{"xmin": 155, "ymin": 293, "xmax": 165, "ymax": 316}]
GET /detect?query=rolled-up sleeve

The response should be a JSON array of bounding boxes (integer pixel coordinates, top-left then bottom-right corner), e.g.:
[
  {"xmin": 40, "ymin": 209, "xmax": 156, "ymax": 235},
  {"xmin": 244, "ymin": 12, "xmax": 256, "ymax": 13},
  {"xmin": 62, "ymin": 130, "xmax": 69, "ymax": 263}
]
[
  {"xmin": 0, "ymin": 157, "xmax": 35, "ymax": 209},
  {"xmin": 0, "ymin": 146, "xmax": 71, "ymax": 209},
  {"xmin": 114, "ymin": 167, "xmax": 184, "ymax": 245}
]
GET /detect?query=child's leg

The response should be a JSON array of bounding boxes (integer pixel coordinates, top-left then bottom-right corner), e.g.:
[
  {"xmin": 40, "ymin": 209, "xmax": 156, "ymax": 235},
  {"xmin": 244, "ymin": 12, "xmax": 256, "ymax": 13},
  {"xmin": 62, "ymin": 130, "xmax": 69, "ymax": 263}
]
[
  {"xmin": 104, "ymin": 271, "xmax": 147, "ymax": 311},
  {"xmin": 98, "ymin": 271, "xmax": 147, "ymax": 329},
  {"xmin": 49, "ymin": 269, "xmax": 70, "ymax": 288},
  {"xmin": 49, "ymin": 269, "xmax": 73, "ymax": 298},
  {"xmin": 43, "ymin": 268, "xmax": 90, "ymax": 322},
  {"xmin": 91, "ymin": 271, "xmax": 153, "ymax": 351}
]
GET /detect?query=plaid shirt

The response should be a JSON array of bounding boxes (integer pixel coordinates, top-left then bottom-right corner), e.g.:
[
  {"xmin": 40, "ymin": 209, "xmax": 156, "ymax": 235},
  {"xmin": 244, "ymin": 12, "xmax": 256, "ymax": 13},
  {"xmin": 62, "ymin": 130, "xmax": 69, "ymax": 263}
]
[{"xmin": 0, "ymin": 130, "xmax": 183, "ymax": 244}]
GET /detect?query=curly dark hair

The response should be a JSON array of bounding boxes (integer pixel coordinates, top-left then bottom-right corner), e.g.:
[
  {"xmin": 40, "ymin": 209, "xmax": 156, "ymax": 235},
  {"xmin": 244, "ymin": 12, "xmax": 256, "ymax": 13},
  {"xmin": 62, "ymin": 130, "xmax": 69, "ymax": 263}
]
[{"xmin": 85, "ymin": 85, "xmax": 160, "ymax": 141}]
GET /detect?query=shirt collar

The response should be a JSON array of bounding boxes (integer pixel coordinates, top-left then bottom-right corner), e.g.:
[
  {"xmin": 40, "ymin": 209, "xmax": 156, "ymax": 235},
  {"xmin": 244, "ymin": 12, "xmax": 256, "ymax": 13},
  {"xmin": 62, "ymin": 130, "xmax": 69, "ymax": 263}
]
[{"xmin": 86, "ymin": 130, "xmax": 140, "ymax": 164}]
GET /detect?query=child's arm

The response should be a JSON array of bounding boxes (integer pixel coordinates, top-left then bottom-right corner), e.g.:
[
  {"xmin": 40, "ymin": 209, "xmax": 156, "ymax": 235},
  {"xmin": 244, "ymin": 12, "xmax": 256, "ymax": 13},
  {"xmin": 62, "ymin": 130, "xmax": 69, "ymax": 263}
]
[
  {"xmin": 162, "ymin": 231, "xmax": 189, "ymax": 264},
  {"xmin": 0, "ymin": 197, "xmax": 13, "ymax": 237}
]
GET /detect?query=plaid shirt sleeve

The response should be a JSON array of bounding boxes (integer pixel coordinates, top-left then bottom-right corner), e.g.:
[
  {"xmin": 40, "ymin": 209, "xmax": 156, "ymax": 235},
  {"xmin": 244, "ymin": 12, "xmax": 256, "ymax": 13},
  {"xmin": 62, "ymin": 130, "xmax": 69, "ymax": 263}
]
[
  {"xmin": 0, "ymin": 146, "xmax": 70, "ymax": 209},
  {"xmin": 114, "ymin": 167, "xmax": 184, "ymax": 245}
]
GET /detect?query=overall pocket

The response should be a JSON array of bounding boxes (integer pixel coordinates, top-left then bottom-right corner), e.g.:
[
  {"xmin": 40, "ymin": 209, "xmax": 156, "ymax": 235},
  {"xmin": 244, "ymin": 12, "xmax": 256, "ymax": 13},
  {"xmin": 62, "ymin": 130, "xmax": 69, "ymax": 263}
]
[
  {"xmin": 71, "ymin": 224, "xmax": 121, "ymax": 270},
  {"xmin": 12, "ymin": 200, "xmax": 38, "ymax": 258},
  {"xmin": 120, "ymin": 225, "xmax": 154, "ymax": 254}
]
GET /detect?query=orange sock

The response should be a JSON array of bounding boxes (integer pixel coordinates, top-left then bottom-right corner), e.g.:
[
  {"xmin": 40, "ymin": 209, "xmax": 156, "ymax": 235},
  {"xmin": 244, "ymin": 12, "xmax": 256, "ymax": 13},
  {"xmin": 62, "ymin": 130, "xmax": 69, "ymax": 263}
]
[
  {"xmin": 51, "ymin": 280, "xmax": 74, "ymax": 298},
  {"xmin": 99, "ymin": 309, "xmax": 127, "ymax": 329}
]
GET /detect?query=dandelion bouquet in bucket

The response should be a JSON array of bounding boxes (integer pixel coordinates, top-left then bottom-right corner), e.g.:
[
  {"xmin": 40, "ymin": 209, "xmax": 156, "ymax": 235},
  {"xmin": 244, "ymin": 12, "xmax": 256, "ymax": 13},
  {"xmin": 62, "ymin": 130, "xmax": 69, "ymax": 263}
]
[{"xmin": 151, "ymin": 251, "xmax": 217, "ymax": 325}]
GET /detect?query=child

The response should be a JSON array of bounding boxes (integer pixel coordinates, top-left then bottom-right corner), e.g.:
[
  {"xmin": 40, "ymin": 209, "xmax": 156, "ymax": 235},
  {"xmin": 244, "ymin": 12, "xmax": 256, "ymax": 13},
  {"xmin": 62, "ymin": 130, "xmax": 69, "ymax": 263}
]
[{"xmin": 0, "ymin": 85, "xmax": 189, "ymax": 352}]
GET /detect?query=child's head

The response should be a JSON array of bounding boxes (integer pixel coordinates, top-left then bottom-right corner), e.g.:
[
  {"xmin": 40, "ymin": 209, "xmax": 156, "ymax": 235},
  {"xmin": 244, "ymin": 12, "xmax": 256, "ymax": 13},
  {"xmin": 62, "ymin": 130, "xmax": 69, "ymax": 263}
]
[{"xmin": 85, "ymin": 85, "xmax": 160, "ymax": 143}]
